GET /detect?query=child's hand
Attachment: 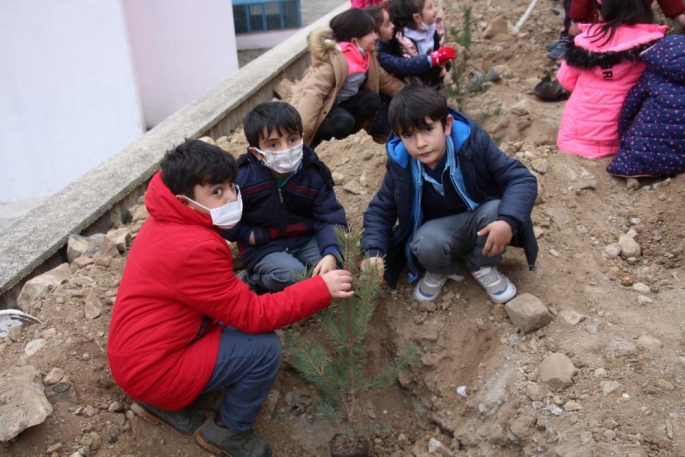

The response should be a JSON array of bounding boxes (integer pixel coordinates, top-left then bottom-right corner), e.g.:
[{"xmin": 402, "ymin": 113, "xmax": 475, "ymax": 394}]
[
  {"xmin": 477, "ymin": 221, "xmax": 513, "ymax": 257},
  {"xmin": 361, "ymin": 257, "xmax": 385, "ymax": 281},
  {"xmin": 430, "ymin": 46, "xmax": 456, "ymax": 67},
  {"xmin": 313, "ymin": 254, "xmax": 337, "ymax": 276},
  {"xmin": 321, "ymin": 270, "xmax": 354, "ymax": 299}
]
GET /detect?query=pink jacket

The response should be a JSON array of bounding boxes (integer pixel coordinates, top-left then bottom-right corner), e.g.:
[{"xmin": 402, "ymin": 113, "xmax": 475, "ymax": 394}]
[
  {"xmin": 556, "ymin": 23, "xmax": 667, "ymax": 159},
  {"xmin": 350, "ymin": 0, "xmax": 389, "ymax": 10}
]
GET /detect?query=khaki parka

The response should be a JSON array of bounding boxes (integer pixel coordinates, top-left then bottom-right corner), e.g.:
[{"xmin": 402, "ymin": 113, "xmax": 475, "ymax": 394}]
[{"xmin": 291, "ymin": 29, "xmax": 405, "ymax": 145}]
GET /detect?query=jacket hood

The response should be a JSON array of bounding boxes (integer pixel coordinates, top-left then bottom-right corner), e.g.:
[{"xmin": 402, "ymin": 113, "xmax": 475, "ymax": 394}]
[
  {"xmin": 146, "ymin": 172, "xmax": 216, "ymax": 230},
  {"xmin": 566, "ymin": 23, "xmax": 667, "ymax": 71},
  {"xmin": 309, "ymin": 29, "xmax": 339, "ymax": 63},
  {"xmin": 386, "ymin": 108, "xmax": 472, "ymax": 168},
  {"xmin": 642, "ymin": 34, "xmax": 685, "ymax": 83}
]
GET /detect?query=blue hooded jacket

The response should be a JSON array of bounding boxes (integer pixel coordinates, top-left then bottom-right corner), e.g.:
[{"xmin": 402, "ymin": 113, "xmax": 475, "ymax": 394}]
[{"xmin": 361, "ymin": 109, "xmax": 538, "ymax": 287}]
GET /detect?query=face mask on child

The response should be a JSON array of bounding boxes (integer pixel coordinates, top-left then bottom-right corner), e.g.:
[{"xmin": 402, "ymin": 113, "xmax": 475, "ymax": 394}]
[
  {"xmin": 254, "ymin": 140, "xmax": 304, "ymax": 174},
  {"xmin": 183, "ymin": 189, "xmax": 243, "ymax": 229}
]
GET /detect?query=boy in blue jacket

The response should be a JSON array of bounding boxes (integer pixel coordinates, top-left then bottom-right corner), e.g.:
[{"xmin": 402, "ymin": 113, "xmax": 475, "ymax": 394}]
[
  {"xmin": 223, "ymin": 102, "xmax": 348, "ymax": 292},
  {"xmin": 361, "ymin": 85, "xmax": 538, "ymax": 303}
]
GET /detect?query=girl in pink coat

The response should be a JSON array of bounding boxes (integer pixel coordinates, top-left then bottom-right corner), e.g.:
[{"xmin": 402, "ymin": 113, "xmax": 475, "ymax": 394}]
[
  {"xmin": 556, "ymin": 0, "xmax": 667, "ymax": 159},
  {"xmin": 351, "ymin": 0, "xmax": 390, "ymax": 10}
]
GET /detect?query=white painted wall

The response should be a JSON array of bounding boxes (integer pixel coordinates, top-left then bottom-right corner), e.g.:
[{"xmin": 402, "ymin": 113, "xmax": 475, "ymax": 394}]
[
  {"xmin": 123, "ymin": 0, "xmax": 240, "ymax": 129},
  {"xmin": 0, "ymin": 0, "xmax": 145, "ymax": 204}
]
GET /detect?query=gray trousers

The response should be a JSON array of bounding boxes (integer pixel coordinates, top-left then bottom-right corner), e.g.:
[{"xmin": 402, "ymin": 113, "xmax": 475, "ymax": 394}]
[
  {"xmin": 250, "ymin": 236, "xmax": 322, "ymax": 292},
  {"xmin": 410, "ymin": 199, "xmax": 503, "ymax": 274}
]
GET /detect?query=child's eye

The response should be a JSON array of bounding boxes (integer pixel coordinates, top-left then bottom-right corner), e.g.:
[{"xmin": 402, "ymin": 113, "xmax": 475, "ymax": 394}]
[
  {"xmin": 401, "ymin": 133, "xmax": 412, "ymax": 139},
  {"xmin": 212, "ymin": 188, "xmax": 223, "ymax": 196},
  {"xmin": 425, "ymin": 127, "xmax": 433, "ymax": 133}
]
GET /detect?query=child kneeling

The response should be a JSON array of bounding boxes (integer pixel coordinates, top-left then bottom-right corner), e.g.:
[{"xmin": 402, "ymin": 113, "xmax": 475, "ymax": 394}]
[
  {"xmin": 108, "ymin": 140, "xmax": 353, "ymax": 457},
  {"xmin": 222, "ymin": 102, "xmax": 348, "ymax": 292},
  {"xmin": 361, "ymin": 85, "xmax": 538, "ymax": 304}
]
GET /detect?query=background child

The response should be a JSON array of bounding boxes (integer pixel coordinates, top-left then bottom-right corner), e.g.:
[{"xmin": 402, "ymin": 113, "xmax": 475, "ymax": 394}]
[
  {"xmin": 352, "ymin": 0, "xmax": 390, "ymax": 10},
  {"xmin": 607, "ymin": 31, "xmax": 685, "ymax": 177},
  {"xmin": 108, "ymin": 140, "xmax": 353, "ymax": 457},
  {"xmin": 361, "ymin": 85, "xmax": 538, "ymax": 304},
  {"xmin": 389, "ymin": 0, "xmax": 453, "ymax": 87},
  {"xmin": 556, "ymin": 0, "xmax": 668, "ymax": 159},
  {"xmin": 291, "ymin": 9, "xmax": 404, "ymax": 148},
  {"xmin": 223, "ymin": 102, "xmax": 348, "ymax": 292},
  {"xmin": 569, "ymin": 0, "xmax": 685, "ymax": 34}
]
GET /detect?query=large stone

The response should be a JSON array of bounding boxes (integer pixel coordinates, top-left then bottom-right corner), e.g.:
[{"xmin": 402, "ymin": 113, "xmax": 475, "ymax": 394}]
[
  {"xmin": 105, "ymin": 227, "xmax": 131, "ymax": 253},
  {"xmin": 637, "ymin": 335, "xmax": 663, "ymax": 351},
  {"xmin": 66, "ymin": 234, "xmax": 106, "ymax": 262},
  {"xmin": 505, "ymin": 293, "xmax": 552, "ymax": 333},
  {"xmin": 604, "ymin": 243, "xmax": 622, "ymax": 259},
  {"xmin": 539, "ymin": 353, "xmax": 577, "ymax": 390},
  {"xmin": 17, "ymin": 263, "xmax": 71, "ymax": 312},
  {"xmin": 0, "ymin": 365, "xmax": 53, "ymax": 441},
  {"xmin": 618, "ymin": 233, "xmax": 641, "ymax": 258}
]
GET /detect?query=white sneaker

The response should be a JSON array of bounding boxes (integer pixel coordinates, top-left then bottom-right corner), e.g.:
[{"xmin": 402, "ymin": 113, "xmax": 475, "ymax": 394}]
[
  {"xmin": 413, "ymin": 271, "xmax": 464, "ymax": 302},
  {"xmin": 471, "ymin": 266, "xmax": 516, "ymax": 304}
]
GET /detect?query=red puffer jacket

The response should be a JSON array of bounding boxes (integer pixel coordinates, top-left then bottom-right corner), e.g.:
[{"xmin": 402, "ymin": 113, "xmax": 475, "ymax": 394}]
[{"xmin": 108, "ymin": 172, "xmax": 332, "ymax": 410}]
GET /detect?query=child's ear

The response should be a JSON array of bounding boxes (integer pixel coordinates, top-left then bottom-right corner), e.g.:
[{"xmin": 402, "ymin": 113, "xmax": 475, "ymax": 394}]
[
  {"xmin": 175, "ymin": 195, "xmax": 190, "ymax": 206},
  {"xmin": 412, "ymin": 12, "xmax": 422, "ymax": 24},
  {"xmin": 248, "ymin": 147, "xmax": 264, "ymax": 161},
  {"xmin": 444, "ymin": 115, "xmax": 454, "ymax": 136}
]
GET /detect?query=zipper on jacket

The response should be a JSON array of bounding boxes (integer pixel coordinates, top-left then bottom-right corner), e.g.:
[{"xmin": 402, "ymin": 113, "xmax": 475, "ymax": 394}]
[{"xmin": 276, "ymin": 187, "xmax": 289, "ymax": 252}]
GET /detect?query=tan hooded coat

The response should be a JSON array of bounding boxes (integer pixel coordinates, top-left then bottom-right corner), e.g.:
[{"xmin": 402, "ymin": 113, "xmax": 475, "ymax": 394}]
[{"xmin": 291, "ymin": 29, "xmax": 405, "ymax": 145}]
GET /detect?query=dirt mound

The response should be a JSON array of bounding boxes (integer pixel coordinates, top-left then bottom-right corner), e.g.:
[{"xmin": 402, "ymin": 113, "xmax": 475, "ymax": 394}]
[{"xmin": 3, "ymin": 1, "xmax": 685, "ymax": 456}]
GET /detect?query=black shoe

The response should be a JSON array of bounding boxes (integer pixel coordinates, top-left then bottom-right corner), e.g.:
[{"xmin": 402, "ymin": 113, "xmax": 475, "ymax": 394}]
[
  {"xmin": 196, "ymin": 418, "xmax": 272, "ymax": 457},
  {"xmin": 534, "ymin": 74, "xmax": 569, "ymax": 102},
  {"xmin": 545, "ymin": 40, "xmax": 559, "ymax": 52},
  {"xmin": 548, "ymin": 36, "xmax": 572, "ymax": 60},
  {"xmin": 131, "ymin": 402, "xmax": 205, "ymax": 435}
]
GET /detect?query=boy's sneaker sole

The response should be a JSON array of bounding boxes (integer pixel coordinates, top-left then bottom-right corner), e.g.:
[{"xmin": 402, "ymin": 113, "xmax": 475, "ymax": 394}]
[
  {"xmin": 131, "ymin": 402, "xmax": 204, "ymax": 436},
  {"xmin": 196, "ymin": 434, "xmax": 227, "ymax": 455}
]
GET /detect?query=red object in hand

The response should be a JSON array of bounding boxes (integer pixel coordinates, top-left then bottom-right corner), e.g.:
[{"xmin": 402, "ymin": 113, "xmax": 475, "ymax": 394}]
[{"xmin": 430, "ymin": 46, "xmax": 456, "ymax": 66}]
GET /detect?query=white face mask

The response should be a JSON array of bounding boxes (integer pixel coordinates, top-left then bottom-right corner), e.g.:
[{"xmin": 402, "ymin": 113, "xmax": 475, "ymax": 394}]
[
  {"xmin": 254, "ymin": 140, "xmax": 304, "ymax": 174},
  {"xmin": 183, "ymin": 189, "xmax": 243, "ymax": 229}
]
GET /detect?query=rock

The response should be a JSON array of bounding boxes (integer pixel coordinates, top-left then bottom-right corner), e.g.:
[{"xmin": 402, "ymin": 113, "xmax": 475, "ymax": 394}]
[
  {"xmin": 342, "ymin": 184, "xmax": 361, "ymax": 195},
  {"xmin": 331, "ymin": 172, "xmax": 344, "ymax": 185},
  {"xmin": 273, "ymin": 78, "xmax": 294, "ymax": 101},
  {"xmin": 483, "ymin": 17, "xmax": 508, "ymax": 39},
  {"xmin": 594, "ymin": 368, "xmax": 607, "ymax": 378},
  {"xmin": 43, "ymin": 368, "xmax": 65, "ymax": 385},
  {"xmin": 583, "ymin": 322, "xmax": 602, "ymax": 334},
  {"xmin": 526, "ymin": 383, "xmax": 544, "ymax": 401},
  {"xmin": 654, "ymin": 379, "xmax": 675, "ymax": 391},
  {"xmin": 619, "ymin": 234, "xmax": 641, "ymax": 258},
  {"xmin": 493, "ymin": 64, "xmax": 514, "ymax": 79},
  {"xmin": 626, "ymin": 178, "xmax": 640, "ymax": 190},
  {"xmin": 604, "ymin": 243, "xmax": 622, "ymax": 259},
  {"xmin": 632, "ymin": 282, "xmax": 651, "ymax": 295},
  {"xmin": 17, "ymin": 263, "xmax": 71, "ymax": 312},
  {"xmin": 511, "ymin": 99, "xmax": 532, "ymax": 116},
  {"xmin": 637, "ymin": 335, "xmax": 663, "ymax": 351},
  {"xmin": 198, "ymin": 136, "xmax": 216, "ymax": 145},
  {"xmin": 577, "ymin": 167, "xmax": 597, "ymax": 190},
  {"xmin": 80, "ymin": 431, "xmax": 102, "ymax": 451},
  {"xmin": 418, "ymin": 301, "xmax": 437, "ymax": 313},
  {"xmin": 601, "ymin": 380, "xmax": 621, "ymax": 396},
  {"xmin": 108, "ymin": 401, "xmax": 124, "ymax": 413},
  {"xmin": 85, "ymin": 295, "xmax": 102, "ymax": 319},
  {"xmin": 531, "ymin": 159, "xmax": 548, "ymax": 174},
  {"xmin": 564, "ymin": 400, "xmax": 582, "ymax": 411},
  {"xmin": 428, "ymin": 437, "xmax": 454, "ymax": 456},
  {"xmin": 539, "ymin": 353, "xmax": 577, "ymax": 390},
  {"xmin": 7, "ymin": 325, "xmax": 22, "ymax": 342},
  {"xmin": 0, "ymin": 365, "xmax": 54, "ymax": 441},
  {"xmin": 505, "ymin": 293, "xmax": 552, "ymax": 333},
  {"xmin": 24, "ymin": 338, "xmax": 47, "ymax": 356},
  {"xmin": 82, "ymin": 405, "xmax": 97, "ymax": 417},
  {"xmin": 106, "ymin": 227, "xmax": 131, "ymax": 253},
  {"xmin": 131, "ymin": 205, "xmax": 149, "ymax": 223},
  {"xmin": 559, "ymin": 309, "xmax": 588, "ymax": 326},
  {"xmin": 66, "ymin": 234, "xmax": 106, "ymax": 262},
  {"xmin": 637, "ymin": 295, "xmax": 653, "ymax": 305},
  {"xmin": 47, "ymin": 443, "xmax": 63, "ymax": 453}
]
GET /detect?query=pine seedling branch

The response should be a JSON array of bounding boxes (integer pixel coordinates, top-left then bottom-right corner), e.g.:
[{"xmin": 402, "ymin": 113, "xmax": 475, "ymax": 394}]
[{"xmin": 285, "ymin": 225, "xmax": 417, "ymax": 428}]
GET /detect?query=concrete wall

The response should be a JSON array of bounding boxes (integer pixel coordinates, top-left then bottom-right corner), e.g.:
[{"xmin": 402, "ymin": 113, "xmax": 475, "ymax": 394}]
[
  {"xmin": 0, "ymin": 0, "xmax": 145, "ymax": 204},
  {"xmin": 237, "ymin": 30, "xmax": 297, "ymax": 50},
  {"xmin": 122, "ymin": 0, "xmax": 241, "ymax": 129},
  {"xmin": 0, "ymin": 3, "xmax": 350, "ymax": 310}
]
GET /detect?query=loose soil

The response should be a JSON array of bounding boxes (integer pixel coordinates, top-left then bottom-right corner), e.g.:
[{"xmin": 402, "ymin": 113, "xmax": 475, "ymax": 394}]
[{"xmin": 2, "ymin": 1, "xmax": 685, "ymax": 456}]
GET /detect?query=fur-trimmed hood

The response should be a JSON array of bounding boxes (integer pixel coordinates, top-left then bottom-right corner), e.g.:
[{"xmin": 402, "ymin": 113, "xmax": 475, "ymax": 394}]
[
  {"xmin": 308, "ymin": 29, "xmax": 339, "ymax": 63},
  {"xmin": 565, "ymin": 23, "xmax": 668, "ymax": 73}
]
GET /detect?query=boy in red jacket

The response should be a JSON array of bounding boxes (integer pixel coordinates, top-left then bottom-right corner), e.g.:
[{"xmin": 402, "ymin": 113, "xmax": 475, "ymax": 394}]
[{"xmin": 107, "ymin": 140, "xmax": 353, "ymax": 457}]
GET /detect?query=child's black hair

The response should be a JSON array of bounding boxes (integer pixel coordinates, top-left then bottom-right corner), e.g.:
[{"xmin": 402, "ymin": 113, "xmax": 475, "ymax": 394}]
[
  {"xmin": 161, "ymin": 139, "xmax": 237, "ymax": 198},
  {"xmin": 365, "ymin": 5, "xmax": 404, "ymax": 55},
  {"xmin": 243, "ymin": 102, "xmax": 303, "ymax": 148},
  {"xmin": 388, "ymin": 83, "xmax": 448, "ymax": 134},
  {"xmin": 588, "ymin": 0, "xmax": 654, "ymax": 46},
  {"xmin": 330, "ymin": 9, "xmax": 375, "ymax": 42},
  {"xmin": 390, "ymin": 0, "xmax": 425, "ymax": 32}
]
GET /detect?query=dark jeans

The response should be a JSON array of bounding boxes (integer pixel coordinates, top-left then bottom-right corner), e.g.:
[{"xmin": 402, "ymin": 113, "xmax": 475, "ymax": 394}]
[
  {"xmin": 203, "ymin": 327, "xmax": 282, "ymax": 432},
  {"xmin": 410, "ymin": 200, "xmax": 503, "ymax": 273},
  {"xmin": 314, "ymin": 89, "xmax": 381, "ymax": 146},
  {"xmin": 562, "ymin": 0, "xmax": 573, "ymax": 37}
]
